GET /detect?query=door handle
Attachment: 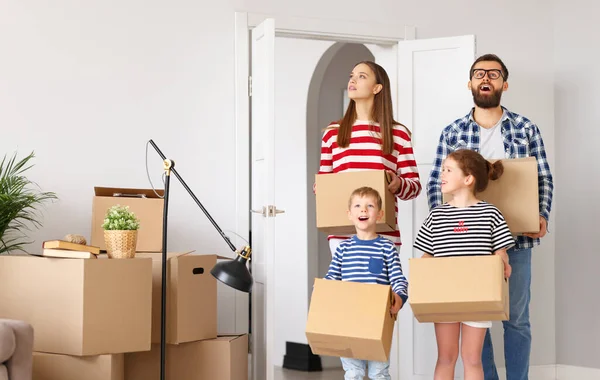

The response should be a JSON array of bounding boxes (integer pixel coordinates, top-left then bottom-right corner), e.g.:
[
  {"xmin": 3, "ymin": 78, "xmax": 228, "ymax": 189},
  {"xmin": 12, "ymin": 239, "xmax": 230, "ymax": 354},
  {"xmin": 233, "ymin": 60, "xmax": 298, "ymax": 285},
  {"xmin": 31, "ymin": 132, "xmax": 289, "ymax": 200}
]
[
  {"xmin": 251, "ymin": 207, "xmax": 267, "ymax": 217},
  {"xmin": 250, "ymin": 205, "xmax": 285, "ymax": 217},
  {"xmin": 270, "ymin": 206, "xmax": 285, "ymax": 215}
]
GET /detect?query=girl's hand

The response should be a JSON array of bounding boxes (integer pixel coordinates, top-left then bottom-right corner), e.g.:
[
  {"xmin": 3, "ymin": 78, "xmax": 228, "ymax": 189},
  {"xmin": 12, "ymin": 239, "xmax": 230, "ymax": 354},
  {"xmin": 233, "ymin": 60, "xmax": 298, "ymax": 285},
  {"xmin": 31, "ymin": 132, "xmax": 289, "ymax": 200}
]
[
  {"xmin": 390, "ymin": 293, "xmax": 403, "ymax": 315},
  {"xmin": 503, "ymin": 261, "xmax": 512, "ymax": 279},
  {"xmin": 386, "ymin": 170, "xmax": 401, "ymax": 194},
  {"xmin": 494, "ymin": 249, "xmax": 511, "ymax": 278},
  {"xmin": 313, "ymin": 182, "xmax": 316, "ymax": 195},
  {"xmin": 422, "ymin": 253, "xmax": 434, "ymax": 258}
]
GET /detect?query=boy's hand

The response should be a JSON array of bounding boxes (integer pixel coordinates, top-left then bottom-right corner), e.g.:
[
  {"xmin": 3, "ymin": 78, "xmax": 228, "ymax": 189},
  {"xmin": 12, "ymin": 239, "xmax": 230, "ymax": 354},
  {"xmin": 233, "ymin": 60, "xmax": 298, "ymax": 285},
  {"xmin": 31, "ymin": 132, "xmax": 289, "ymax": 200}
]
[{"xmin": 390, "ymin": 293, "xmax": 403, "ymax": 315}]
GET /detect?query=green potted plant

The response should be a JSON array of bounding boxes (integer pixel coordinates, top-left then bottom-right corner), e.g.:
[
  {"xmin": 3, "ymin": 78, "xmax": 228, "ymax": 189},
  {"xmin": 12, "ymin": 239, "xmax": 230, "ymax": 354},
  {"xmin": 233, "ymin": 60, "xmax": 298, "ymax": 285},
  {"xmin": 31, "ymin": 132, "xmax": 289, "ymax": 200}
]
[
  {"xmin": 102, "ymin": 205, "xmax": 140, "ymax": 259},
  {"xmin": 0, "ymin": 151, "xmax": 57, "ymax": 254}
]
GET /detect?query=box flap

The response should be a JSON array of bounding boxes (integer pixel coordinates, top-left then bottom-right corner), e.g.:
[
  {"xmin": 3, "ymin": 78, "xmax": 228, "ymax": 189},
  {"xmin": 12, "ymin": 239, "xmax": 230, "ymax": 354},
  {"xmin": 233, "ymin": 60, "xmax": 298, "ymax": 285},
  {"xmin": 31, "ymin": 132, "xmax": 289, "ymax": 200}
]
[
  {"xmin": 215, "ymin": 334, "xmax": 245, "ymax": 342},
  {"xmin": 94, "ymin": 187, "xmax": 164, "ymax": 198},
  {"xmin": 136, "ymin": 251, "xmax": 195, "ymax": 261}
]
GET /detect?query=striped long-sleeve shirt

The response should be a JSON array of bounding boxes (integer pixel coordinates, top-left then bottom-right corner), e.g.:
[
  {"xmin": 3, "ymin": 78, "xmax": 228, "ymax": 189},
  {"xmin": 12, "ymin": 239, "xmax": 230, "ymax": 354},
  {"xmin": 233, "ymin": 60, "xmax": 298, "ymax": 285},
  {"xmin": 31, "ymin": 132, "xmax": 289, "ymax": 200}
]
[
  {"xmin": 324, "ymin": 235, "xmax": 408, "ymax": 303},
  {"xmin": 318, "ymin": 121, "xmax": 422, "ymax": 245},
  {"xmin": 426, "ymin": 107, "xmax": 553, "ymax": 249}
]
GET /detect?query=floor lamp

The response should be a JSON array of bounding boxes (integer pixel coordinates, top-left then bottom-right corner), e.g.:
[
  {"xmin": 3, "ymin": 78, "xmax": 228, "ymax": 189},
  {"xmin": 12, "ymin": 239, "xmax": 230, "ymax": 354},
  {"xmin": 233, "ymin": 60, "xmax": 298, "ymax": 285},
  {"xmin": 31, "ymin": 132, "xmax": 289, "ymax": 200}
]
[{"xmin": 148, "ymin": 139, "xmax": 253, "ymax": 380}]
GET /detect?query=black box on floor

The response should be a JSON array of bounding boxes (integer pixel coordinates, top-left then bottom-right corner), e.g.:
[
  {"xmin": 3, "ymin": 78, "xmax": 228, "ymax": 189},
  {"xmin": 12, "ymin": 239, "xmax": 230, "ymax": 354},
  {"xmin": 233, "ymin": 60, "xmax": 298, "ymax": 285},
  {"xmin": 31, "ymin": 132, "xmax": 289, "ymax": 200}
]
[{"xmin": 283, "ymin": 342, "xmax": 322, "ymax": 372}]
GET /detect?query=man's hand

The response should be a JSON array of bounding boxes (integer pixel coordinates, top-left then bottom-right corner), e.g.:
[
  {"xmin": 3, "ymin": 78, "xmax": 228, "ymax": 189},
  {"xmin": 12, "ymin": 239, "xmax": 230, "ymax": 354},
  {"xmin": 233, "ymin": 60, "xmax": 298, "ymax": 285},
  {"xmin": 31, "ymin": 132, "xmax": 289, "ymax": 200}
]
[
  {"xmin": 523, "ymin": 216, "xmax": 547, "ymax": 239},
  {"xmin": 390, "ymin": 293, "xmax": 403, "ymax": 315},
  {"xmin": 386, "ymin": 170, "xmax": 401, "ymax": 194}
]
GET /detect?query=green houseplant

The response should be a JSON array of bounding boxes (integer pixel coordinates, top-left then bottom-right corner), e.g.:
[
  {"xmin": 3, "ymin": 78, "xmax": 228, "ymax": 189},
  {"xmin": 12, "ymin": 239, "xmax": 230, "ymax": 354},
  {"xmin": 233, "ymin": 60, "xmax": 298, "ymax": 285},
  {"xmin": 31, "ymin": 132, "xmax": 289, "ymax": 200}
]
[
  {"xmin": 102, "ymin": 205, "xmax": 140, "ymax": 258},
  {"xmin": 0, "ymin": 151, "xmax": 57, "ymax": 254}
]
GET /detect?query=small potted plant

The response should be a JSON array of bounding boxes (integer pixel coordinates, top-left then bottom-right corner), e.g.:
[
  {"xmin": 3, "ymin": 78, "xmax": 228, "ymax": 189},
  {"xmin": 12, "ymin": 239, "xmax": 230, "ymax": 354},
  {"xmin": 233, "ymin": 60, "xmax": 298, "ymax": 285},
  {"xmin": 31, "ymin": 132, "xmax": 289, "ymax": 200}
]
[{"xmin": 102, "ymin": 205, "xmax": 140, "ymax": 259}]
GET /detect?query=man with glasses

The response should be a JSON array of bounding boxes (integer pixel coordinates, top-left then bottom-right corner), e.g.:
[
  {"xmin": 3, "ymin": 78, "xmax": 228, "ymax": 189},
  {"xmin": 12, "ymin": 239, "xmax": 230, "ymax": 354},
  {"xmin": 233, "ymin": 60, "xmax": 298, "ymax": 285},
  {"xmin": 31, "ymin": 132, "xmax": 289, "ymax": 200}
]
[{"xmin": 426, "ymin": 54, "xmax": 554, "ymax": 380}]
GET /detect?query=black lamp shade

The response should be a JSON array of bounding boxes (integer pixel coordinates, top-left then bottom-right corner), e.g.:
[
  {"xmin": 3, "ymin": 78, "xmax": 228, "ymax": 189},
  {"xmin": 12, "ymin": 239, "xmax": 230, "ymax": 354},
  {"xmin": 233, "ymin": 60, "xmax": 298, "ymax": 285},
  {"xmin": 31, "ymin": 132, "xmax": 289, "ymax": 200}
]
[{"xmin": 211, "ymin": 255, "xmax": 253, "ymax": 293}]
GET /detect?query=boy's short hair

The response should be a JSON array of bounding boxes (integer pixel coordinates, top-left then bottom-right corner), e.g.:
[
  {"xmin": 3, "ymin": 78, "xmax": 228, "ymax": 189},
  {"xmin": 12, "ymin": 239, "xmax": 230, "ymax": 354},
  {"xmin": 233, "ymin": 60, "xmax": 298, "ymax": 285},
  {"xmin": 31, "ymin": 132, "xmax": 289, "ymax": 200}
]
[{"xmin": 348, "ymin": 187, "xmax": 382, "ymax": 210}]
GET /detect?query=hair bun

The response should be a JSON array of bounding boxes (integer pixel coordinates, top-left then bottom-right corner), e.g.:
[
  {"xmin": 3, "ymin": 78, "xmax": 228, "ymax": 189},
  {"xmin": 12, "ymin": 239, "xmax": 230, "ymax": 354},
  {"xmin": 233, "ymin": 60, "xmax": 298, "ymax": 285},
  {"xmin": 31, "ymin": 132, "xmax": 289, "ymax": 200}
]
[{"xmin": 488, "ymin": 160, "xmax": 504, "ymax": 181}]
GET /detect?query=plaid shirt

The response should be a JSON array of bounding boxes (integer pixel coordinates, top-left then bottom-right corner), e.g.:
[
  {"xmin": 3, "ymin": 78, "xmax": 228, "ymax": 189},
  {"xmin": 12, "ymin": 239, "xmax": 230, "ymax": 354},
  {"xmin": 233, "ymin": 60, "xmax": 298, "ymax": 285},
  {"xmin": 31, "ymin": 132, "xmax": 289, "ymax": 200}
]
[{"xmin": 426, "ymin": 107, "xmax": 554, "ymax": 249}]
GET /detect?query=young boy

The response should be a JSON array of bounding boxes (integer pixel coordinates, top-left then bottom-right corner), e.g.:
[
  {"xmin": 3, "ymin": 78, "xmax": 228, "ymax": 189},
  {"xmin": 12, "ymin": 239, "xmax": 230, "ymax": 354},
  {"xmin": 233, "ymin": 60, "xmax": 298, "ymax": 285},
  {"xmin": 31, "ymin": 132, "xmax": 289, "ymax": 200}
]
[{"xmin": 324, "ymin": 186, "xmax": 408, "ymax": 380}]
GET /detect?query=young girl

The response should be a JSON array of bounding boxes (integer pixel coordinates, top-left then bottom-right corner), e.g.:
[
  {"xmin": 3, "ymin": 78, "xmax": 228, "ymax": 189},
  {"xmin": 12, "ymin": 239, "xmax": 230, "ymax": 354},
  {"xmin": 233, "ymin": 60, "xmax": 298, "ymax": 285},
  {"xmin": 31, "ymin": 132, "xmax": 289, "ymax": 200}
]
[
  {"xmin": 317, "ymin": 60, "xmax": 422, "ymax": 253},
  {"xmin": 413, "ymin": 149, "xmax": 514, "ymax": 380}
]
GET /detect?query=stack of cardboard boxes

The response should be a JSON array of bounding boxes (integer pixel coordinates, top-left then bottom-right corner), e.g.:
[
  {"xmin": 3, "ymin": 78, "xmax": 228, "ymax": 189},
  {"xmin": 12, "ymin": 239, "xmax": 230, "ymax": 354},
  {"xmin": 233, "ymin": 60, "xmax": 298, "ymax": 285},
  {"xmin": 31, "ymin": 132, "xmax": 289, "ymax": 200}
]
[
  {"xmin": 125, "ymin": 251, "xmax": 248, "ymax": 380},
  {"xmin": 0, "ymin": 252, "xmax": 153, "ymax": 380},
  {"xmin": 93, "ymin": 187, "xmax": 249, "ymax": 380},
  {"xmin": 0, "ymin": 187, "xmax": 248, "ymax": 380}
]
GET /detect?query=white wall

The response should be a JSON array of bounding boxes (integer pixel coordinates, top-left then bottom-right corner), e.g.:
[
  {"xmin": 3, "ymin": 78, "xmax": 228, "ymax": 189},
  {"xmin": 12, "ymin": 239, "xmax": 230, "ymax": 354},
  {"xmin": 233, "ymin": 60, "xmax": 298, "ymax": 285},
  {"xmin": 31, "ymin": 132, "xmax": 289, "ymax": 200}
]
[
  {"xmin": 1, "ymin": 0, "xmax": 556, "ymax": 369},
  {"xmin": 553, "ymin": 0, "xmax": 600, "ymax": 369}
]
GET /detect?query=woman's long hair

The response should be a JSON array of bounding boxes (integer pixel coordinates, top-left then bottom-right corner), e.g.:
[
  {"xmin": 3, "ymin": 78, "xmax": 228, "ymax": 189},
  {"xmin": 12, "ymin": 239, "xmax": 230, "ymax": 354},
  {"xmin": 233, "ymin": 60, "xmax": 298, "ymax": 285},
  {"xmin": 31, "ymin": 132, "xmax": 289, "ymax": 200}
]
[{"xmin": 336, "ymin": 61, "xmax": 405, "ymax": 155}]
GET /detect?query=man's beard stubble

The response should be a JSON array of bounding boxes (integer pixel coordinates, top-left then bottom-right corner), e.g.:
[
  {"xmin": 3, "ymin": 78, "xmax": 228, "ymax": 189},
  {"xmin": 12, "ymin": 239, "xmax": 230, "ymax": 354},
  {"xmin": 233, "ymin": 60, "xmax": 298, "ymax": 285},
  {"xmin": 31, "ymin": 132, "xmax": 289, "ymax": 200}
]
[{"xmin": 472, "ymin": 87, "xmax": 503, "ymax": 109}]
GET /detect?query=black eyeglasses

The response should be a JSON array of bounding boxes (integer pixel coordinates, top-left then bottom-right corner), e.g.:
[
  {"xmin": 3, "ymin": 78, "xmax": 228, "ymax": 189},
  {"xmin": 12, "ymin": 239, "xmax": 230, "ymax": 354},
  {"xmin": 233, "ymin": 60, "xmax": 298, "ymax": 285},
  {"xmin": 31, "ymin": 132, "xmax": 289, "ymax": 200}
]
[{"xmin": 471, "ymin": 69, "xmax": 504, "ymax": 80}]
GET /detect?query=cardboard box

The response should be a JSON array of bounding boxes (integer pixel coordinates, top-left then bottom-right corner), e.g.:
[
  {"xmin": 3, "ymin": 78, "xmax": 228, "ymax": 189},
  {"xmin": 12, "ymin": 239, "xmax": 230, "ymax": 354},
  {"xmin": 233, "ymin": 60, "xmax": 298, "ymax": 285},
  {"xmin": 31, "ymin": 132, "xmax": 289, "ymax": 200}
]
[
  {"xmin": 305, "ymin": 279, "xmax": 395, "ymax": 362},
  {"xmin": 125, "ymin": 334, "xmax": 248, "ymax": 380},
  {"xmin": 91, "ymin": 187, "xmax": 164, "ymax": 252},
  {"xmin": 443, "ymin": 157, "xmax": 539, "ymax": 234},
  {"xmin": 0, "ymin": 254, "xmax": 152, "ymax": 356},
  {"xmin": 315, "ymin": 171, "xmax": 396, "ymax": 234},
  {"xmin": 409, "ymin": 255, "xmax": 509, "ymax": 323},
  {"xmin": 135, "ymin": 252, "xmax": 217, "ymax": 344},
  {"xmin": 33, "ymin": 352, "xmax": 123, "ymax": 380}
]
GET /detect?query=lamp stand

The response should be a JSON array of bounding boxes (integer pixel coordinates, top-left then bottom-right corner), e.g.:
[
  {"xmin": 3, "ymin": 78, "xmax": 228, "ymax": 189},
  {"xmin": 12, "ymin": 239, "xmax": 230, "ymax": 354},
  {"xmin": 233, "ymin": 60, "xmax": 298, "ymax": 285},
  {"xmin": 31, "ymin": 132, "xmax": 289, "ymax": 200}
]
[
  {"xmin": 148, "ymin": 139, "xmax": 250, "ymax": 380},
  {"xmin": 159, "ymin": 158, "xmax": 172, "ymax": 380}
]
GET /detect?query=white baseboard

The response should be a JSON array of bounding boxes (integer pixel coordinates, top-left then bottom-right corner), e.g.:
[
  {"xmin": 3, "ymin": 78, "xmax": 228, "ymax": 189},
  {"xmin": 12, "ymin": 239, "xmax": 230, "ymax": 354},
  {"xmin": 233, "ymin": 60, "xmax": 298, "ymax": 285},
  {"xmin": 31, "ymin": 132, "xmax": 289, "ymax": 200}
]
[{"xmin": 556, "ymin": 365, "xmax": 600, "ymax": 380}]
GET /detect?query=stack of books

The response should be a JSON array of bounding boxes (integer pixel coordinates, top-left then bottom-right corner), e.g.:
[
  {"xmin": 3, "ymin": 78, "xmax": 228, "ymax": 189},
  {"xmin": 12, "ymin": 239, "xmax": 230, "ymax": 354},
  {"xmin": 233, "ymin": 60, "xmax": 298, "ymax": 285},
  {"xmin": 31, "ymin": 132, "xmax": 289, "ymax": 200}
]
[{"xmin": 31, "ymin": 240, "xmax": 101, "ymax": 259}]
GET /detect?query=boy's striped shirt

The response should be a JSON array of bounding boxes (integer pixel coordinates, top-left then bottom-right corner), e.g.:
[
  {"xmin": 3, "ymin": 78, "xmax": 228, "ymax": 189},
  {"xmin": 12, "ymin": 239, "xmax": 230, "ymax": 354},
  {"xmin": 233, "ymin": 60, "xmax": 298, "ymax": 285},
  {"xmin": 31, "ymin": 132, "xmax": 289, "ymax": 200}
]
[{"xmin": 324, "ymin": 235, "xmax": 408, "ymax": 302}]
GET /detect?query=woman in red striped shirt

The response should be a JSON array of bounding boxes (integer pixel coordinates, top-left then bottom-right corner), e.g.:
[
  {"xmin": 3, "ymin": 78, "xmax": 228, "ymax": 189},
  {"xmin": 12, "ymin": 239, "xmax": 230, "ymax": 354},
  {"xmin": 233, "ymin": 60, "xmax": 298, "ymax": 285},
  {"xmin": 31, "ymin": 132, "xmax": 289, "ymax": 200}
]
[{"xmin": 317, "ymin": 60, "xmax": 422, "ymax": 251}]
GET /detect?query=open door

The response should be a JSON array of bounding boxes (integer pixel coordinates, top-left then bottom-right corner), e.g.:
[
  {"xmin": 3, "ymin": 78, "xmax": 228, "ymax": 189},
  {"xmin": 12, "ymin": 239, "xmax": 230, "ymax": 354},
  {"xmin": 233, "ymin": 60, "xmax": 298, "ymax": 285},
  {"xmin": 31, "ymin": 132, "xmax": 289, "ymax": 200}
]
[
  {"xmin": 250, "ymin": 18, "xmax": 276, "ymax": 380},
  {"xmin": 396, "ymin": 35, "xmax": 476, "ymax": 380}
]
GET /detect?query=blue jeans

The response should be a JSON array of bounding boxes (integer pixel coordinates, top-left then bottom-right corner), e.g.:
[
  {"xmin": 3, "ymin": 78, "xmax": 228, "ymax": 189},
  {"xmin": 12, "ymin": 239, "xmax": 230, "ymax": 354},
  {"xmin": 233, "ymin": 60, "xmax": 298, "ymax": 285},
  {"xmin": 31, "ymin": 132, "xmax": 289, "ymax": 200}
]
[
  {"xmin": 482, "ymin": 247, "xmax": 532, "ymax": 380},
  {"xmin": 340, "ymin": 357, "xmax": 390, "ymax": 380}
]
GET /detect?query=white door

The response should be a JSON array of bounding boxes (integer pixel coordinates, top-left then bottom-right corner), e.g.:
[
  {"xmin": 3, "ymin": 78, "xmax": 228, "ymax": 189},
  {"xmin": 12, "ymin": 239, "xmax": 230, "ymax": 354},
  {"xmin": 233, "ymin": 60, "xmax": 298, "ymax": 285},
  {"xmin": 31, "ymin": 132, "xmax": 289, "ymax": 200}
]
[
  {"xmin": 250, "ymin": 18, "xmax": 276, "ymax": 380},
  {"xmin": 395, "ymin": 35, "xmax": 476, "ymax": 379},
  {"xmin": 365, "ymin": 42, "xmax": 401, "ymax": 379}
]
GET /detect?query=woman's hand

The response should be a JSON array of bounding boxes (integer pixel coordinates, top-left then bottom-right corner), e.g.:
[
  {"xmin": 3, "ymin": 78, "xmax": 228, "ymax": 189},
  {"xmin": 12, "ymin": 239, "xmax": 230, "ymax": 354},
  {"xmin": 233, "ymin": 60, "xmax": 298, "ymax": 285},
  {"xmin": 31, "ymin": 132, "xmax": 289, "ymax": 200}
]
[{"xmin": 386, "ymin": 170, "xmax": 401, "ymax": 194}]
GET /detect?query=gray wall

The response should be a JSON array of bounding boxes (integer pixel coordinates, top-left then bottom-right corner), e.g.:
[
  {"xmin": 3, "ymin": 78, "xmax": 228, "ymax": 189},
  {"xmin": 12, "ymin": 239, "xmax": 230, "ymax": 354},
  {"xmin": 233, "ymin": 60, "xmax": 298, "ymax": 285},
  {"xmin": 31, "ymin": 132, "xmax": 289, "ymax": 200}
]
[{"xmin": 554, "ymin": 0, "xmax": 600, "ymax": 369}]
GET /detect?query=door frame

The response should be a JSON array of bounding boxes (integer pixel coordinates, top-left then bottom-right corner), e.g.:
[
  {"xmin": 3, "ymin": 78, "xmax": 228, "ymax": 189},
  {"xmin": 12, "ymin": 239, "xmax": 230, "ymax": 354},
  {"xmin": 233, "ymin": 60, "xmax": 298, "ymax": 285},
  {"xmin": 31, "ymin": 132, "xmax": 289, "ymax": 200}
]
[{"xmin": 234, "ymin": 11, "xmax": 416, "ymax": 377}]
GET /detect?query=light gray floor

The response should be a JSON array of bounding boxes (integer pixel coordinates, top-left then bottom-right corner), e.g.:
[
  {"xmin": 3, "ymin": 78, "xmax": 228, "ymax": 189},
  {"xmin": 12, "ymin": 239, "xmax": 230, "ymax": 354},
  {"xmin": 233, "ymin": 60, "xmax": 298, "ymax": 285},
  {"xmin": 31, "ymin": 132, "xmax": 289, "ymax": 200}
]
[{"xmin": 274, "ymin": 366, "xmax": 345, "ymax": 380}]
